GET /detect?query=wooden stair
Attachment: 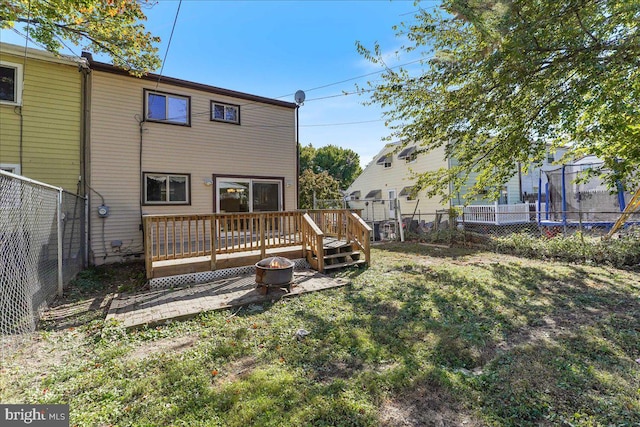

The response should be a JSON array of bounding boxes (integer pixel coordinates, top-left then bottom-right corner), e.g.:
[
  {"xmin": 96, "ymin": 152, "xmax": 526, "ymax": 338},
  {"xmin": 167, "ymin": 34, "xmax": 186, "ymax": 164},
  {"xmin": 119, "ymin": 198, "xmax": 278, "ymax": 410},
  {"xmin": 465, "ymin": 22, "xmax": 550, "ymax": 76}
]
[{"xmin": 318, "ymin": 238, "xmax": 366, "ymax": 272}]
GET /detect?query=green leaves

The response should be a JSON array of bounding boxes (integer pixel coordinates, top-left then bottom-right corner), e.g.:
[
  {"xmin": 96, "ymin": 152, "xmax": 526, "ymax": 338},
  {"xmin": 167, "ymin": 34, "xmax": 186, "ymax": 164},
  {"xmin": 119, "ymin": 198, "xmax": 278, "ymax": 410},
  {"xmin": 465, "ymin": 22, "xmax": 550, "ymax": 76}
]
[
  {"xmin": 1, "ymin": 0, "xmax": 161, "ymax": 75},
  {"xmin": 298, "ymin": 169, "xmax": 343, "ymax": 209},
  {"xmin": 299, "ymin": 143, "xmax": 363, "ymax": 190},
  {"xmin": 361, "ymin": 0, "xmax": 640, "ymax": 199}
]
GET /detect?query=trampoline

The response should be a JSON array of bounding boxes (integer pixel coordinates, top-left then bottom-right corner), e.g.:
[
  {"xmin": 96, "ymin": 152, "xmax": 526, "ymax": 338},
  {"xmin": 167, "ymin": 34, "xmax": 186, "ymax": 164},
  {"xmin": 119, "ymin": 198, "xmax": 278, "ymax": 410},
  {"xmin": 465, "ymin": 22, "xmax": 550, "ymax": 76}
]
[{"xmin": 537, "ymin": 162, "xmax": 635, "ymax": 229}]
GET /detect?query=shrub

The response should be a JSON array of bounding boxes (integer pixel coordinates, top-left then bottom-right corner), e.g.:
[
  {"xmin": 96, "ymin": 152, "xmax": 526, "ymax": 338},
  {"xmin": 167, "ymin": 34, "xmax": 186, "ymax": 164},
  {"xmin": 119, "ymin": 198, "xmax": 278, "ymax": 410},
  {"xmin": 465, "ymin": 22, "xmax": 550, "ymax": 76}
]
[{"xmin": 490, "ymin": 232, "xmax": 640, "ymax": 268}]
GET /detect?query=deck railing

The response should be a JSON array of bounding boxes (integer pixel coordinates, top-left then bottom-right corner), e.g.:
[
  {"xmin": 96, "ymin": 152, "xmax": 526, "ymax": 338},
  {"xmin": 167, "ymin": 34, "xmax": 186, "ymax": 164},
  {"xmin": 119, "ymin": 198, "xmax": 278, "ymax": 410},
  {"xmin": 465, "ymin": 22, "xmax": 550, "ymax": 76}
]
[
  {"xmin": 346, "ymin": 212, "xmax": 372, "ymax": 263},
  {"xmin": 143, "ymin": 209, "xmax": 370, "ymax": 278},
  {"xmin": 301, "ymin": 213, "xmax": 325, "ymax": 272}
]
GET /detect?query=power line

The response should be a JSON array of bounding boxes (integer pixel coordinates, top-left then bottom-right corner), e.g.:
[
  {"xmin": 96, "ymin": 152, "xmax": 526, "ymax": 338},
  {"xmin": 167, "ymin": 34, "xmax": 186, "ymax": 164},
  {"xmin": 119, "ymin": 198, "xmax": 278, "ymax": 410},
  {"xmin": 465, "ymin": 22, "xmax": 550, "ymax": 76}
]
[
  {"xmin": 273, "ymin": 57, "xmax": 426, "ymax": 101},
  {"xmin": 156, "ymin": 0, "xmax": 182, "ymax": 90}
]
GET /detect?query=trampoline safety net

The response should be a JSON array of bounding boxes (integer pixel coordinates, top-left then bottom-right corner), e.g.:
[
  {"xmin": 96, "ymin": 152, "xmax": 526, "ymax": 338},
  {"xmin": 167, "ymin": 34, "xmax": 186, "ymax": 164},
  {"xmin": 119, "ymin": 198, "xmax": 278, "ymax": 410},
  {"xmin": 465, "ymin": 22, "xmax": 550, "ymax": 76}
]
[{"xmin": 543, "ymin": 163, "xmax": 631, "ymax": 224}]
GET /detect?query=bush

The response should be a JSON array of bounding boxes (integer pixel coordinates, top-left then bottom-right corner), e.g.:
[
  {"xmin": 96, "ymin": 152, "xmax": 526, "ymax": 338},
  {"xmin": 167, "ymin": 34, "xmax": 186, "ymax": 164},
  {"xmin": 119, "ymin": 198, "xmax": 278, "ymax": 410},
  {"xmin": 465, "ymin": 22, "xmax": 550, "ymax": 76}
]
[{"xmin": 490, "ymin": 232, "xmax": 640, "ymax": 268}]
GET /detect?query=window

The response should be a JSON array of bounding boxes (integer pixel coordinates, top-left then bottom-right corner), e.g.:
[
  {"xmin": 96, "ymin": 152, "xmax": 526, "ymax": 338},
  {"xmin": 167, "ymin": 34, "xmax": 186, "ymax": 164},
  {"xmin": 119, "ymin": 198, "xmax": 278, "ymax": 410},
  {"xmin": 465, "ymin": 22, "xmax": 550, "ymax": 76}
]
[
  {"xmin": 376, "ymin": 154, "xmax": 392, "ymax": 169},
  {"xmin": 365, "ymin": 189, "xmax": 382, "ymax": 200},
  {"xmin": 143, "ymin": 173, "xmax": 190, "ymax": 204},
  {"xmin": 547, "ymin": 152, "xmax": 554, "ymax": 164},
  {"xmin": 144, "ymin": 89, "xmax": 190, "ymax": 125},
  {"xmin": 399, "ymin": 186, "xmax": 416, "ymax": 200},
  {"xmin": 0, "ymin": 164, "xmax": 20, "ymax": 174},
  {"xmin": 397, "ymin": 146, "xmax": 417, "ymax": 163},
  {"xmin": 0, "ymin": 61, "xmax": 22, "ymax": 105},
  {"xmin": 216, "ymin": 177, "xmax": 282, "ymax": 212},
  {"xmin": 211, "ymin": 101, "xmax": 240, "ymax": 124}
]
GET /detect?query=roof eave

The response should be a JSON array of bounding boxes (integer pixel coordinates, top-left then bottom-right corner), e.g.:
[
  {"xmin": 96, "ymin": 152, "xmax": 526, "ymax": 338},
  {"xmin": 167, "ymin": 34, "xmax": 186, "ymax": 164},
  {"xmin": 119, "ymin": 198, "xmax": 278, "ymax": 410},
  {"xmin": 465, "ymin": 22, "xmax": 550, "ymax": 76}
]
[{"xmin": 83, "ymin": 54, "xmax": 297, "ymax": 109}]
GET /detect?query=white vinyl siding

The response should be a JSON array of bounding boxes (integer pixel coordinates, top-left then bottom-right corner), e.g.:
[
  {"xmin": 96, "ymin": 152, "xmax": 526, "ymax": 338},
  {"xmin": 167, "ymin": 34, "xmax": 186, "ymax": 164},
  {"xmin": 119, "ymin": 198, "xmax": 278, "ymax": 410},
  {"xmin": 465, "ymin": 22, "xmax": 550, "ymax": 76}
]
[{"xmin": 347, "ymin": 143, "xmax": 449, "ymax": 219}]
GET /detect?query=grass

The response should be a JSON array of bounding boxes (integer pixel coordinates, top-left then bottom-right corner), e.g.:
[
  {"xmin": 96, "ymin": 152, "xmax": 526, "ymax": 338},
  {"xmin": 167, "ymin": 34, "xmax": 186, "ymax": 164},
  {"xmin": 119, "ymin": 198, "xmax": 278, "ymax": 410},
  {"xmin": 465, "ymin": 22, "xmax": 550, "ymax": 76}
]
[{"xmin": 1, "ymin": 244, "xmax": 639, "ymax": 426}]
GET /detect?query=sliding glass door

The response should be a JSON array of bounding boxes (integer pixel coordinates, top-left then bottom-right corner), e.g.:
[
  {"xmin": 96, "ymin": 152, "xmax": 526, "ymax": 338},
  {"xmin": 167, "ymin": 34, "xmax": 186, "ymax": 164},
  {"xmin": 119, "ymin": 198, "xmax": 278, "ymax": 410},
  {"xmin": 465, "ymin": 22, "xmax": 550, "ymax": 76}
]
[{"xmin": 216, "ymin": 178, "xmax": 282, "ymax": 213}]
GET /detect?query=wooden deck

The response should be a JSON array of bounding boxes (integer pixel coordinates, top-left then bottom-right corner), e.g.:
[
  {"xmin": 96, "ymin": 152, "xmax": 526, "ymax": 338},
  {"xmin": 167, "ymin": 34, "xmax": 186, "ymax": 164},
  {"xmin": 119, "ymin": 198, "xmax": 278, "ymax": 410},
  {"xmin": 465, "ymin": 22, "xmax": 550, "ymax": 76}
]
[{"xmin": 143, "ymin": 210, "xmax": 372, "ymax": 279}]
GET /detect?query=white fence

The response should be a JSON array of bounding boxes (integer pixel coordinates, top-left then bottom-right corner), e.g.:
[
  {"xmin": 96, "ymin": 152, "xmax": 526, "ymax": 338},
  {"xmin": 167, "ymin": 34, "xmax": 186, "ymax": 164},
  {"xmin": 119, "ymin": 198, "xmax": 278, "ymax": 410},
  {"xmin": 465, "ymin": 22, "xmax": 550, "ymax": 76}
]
[
  {"xmin": 456, "ymin": 203, "xmax": 537, "ymax": 225},
  {"xmin": 0, "ymin": 170, "xmax": 86, "ymax": 344}
]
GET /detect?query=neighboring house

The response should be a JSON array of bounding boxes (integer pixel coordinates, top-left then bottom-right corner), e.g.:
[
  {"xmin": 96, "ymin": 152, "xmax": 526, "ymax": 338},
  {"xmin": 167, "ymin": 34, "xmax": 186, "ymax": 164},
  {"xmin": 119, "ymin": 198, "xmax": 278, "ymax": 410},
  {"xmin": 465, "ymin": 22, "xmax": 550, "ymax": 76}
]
[
  {"xmin": 83, "ymin": 54, "xmax": 298, "ymax": 264},
  {"xmin": 346, "ymin": 141, "xmax": 569, "ymax": 221},
  {"xmin": 346, "ymin": 142, "xmax": 449, "ymax": 222},
  {"xmin": 0, "ymin": 42, "xmax": 86, "ymax": 192}
]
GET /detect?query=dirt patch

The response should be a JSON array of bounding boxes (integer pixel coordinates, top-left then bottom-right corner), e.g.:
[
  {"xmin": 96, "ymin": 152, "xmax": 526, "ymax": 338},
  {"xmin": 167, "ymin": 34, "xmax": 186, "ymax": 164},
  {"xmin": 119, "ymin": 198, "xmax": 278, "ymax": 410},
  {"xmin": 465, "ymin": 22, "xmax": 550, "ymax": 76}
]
[
  {"xmin": 379, "ymin": 381, "xmax": 484, "ymax": 427},
  {"xmin": 216, "ymin": 356, "xmax": 257, "ymax": 385},
  {"xmin": 1, "ymin": 329, "xmax": 88, "ymax": 384},
  {"xmin": 125, "ymin": 335, "xmax": 198, "ymax": 361}
]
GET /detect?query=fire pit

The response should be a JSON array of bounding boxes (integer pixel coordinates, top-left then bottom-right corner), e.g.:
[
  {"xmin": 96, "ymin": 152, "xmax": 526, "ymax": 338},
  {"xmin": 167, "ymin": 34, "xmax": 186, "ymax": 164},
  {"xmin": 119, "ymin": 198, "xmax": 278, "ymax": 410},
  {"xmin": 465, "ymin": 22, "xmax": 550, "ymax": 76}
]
[{"xmin": 255, "ymin": 256, "xmax": 295, "ymax": 294}]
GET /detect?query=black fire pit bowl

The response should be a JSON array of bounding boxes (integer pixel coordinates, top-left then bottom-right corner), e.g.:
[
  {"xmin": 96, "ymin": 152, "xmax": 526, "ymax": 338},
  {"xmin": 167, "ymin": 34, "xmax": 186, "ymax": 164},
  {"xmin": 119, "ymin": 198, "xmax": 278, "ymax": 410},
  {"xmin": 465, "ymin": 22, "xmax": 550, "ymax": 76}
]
[{"xmin": 255, "ymin": 256, "xmax": 295, "ymax": 287}]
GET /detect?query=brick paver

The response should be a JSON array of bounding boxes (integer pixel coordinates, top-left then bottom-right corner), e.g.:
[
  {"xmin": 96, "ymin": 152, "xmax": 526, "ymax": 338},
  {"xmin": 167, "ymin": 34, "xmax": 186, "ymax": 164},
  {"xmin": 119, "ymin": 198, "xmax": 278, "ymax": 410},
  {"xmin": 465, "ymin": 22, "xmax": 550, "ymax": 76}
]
[{"xmin": 106, "ymin": 270, "xmax": 348, "ymax": 329}]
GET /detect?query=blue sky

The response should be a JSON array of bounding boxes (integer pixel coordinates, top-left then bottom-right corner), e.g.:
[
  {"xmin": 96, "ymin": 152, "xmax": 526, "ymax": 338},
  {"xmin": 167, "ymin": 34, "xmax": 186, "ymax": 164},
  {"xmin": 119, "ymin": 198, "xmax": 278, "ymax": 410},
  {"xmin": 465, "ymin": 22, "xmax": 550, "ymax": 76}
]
[{"xmin": 2, "ymin": 0, "xmax": 437, "ymax": 167}]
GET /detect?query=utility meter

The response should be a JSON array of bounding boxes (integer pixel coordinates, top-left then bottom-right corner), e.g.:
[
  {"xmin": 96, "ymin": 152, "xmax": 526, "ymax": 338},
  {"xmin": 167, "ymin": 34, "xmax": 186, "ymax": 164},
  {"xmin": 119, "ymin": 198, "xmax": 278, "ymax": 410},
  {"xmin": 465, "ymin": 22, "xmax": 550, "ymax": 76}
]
[{"xmin": 97, "ymin": 205, "xmax": 110, "ymax": 218}]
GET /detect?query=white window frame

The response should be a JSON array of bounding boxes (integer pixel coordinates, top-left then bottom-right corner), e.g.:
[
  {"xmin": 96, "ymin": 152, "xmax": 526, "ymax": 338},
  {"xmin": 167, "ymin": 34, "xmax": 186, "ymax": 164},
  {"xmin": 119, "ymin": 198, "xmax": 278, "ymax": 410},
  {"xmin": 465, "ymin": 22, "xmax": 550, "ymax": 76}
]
[
  {"xmin": 211, "ymin": 101, "xmax": 240, "ymax": 124},
  {"xmin": 405, "ymin": 152, "xmax": 418, "ymax": 164},
  {"xmin": 383, "ymin": 160, "xmax": 392, "ymax": 169},
  {"xmin": 144, "ymin": 89, "xmax": 190, "ymax": 125},
  {"xmin": 547, "ymin": 152, "xmax": 554, "ymax": 164},
  {"xmin": 143, "ymin": 172, "xmax": 190, "ymax": 205},
  {"xmin": 0, "ymin": 61, "xmax": 23, "ymax": 106},
  {"xmin": 0, "ymin": 164, "xmax": 21, "ymax": 174}
]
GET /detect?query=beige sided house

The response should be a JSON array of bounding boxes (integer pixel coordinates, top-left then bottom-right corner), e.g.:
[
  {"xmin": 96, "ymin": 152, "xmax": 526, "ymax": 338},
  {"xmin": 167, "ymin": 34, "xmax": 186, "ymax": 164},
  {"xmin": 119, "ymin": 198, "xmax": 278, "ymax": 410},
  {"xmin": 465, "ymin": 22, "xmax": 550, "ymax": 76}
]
[
  {"xmin": 348, "ymin": 141, "xmax": 569, "ymax": 231},
  {"xmin": 346, "ymin": 142, "xmax": 450, "ymax": 223},
  {"xmin": 0, "ymin": 42, "xmax": 86, "ymax": 191},
  {"xmin": 84, "ymin": 54, "xmax": 298, "ymax": 264}
]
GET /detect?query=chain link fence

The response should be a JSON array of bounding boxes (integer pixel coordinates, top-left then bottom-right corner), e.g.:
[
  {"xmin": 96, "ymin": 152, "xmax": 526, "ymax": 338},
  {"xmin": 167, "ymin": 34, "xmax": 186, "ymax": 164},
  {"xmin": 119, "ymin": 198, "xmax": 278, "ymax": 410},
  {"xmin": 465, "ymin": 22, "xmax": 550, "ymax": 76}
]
[
  {"xmin": 1, "ymin": 170, "xmax": 86, "ymax": 355},
  {"xmin": 313, "ymin": 198, "xmax": 347, "ymax": 209},
  {"xmin": 401, "ymin": 209, "xmax": 640, "ymax": 243}
]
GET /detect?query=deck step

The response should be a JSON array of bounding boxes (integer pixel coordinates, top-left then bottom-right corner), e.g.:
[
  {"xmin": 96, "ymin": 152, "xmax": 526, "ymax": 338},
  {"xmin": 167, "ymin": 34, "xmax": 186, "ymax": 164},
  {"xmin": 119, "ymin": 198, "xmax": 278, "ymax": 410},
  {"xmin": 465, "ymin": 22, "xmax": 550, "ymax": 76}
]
[
  {"xmin": 323, "ymin": 250, "xmax": 361, "ymax": 260},
  {"xmin": 323, "ymin": 259, "xmax": 367, "ymax": 270}
]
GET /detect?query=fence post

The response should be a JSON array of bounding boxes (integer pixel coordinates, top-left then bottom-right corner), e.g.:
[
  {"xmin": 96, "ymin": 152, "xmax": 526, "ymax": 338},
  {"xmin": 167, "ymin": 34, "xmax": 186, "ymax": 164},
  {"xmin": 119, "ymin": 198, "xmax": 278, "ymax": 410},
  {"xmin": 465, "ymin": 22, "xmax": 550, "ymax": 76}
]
[
  {"xmin": 57, "ymin": 189, "xmax": 64, "ymax": 297},
  {"xmin": 396, "ymin": 199, "xmax": 405, "ymax": 242}
]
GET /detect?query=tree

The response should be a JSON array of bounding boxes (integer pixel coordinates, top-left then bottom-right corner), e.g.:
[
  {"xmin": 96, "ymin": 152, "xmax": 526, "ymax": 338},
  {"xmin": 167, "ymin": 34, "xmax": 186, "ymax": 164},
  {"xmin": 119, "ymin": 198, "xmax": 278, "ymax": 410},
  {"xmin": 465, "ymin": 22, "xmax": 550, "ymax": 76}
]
[
  {"xmin": 1, "ymin": 0, "xmax": 161, "ymax": 75},
  {"xmin": 358, "ymin": 0, "xmax": 640, "ymax": 201},
  {"xmin": 298, "ymin": 169, "xmax": 343, "ymax": 209},
  {"xmin": 299, "ymin": 143, "xmax": 362, "ymax": 189}
]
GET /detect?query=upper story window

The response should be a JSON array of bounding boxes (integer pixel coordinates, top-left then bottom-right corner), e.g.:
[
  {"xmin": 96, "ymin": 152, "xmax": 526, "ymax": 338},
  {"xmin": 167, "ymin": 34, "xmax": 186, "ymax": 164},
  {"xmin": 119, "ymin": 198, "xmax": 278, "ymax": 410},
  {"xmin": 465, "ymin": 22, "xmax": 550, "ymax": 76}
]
[
  {"xmin": 144, "ymin": 89, "xmax": 190, "ymax": 125},
  {"xmin": 143, "ymin": 172, "xmax": 190, "ymax": 205},
  {"xmin": 211, "ymin": 101, "xmax": 240, "ymax": 124},
  {"xmin": 547, "ymin": 152, "xmax": 554, "ymax": 164},
  {"xmin": 376, "ymin": 154, "xmax": 392, "ymax": 169},
  {"xmin": 398, "ymin": 146, "xmax": 417, "ymax": 164},
  {"xmin": 0, "ymin": 61, "xmax": 23, "ymax": 105}
]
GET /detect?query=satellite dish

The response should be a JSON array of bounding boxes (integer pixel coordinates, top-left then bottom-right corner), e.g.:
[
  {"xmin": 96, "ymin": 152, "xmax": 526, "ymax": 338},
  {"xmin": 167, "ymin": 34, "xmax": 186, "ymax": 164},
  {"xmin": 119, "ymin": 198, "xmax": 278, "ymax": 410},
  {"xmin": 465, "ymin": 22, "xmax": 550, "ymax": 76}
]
[{"xmin": 294, "ymin": 90, "xmax": 306, "ymax": 105}]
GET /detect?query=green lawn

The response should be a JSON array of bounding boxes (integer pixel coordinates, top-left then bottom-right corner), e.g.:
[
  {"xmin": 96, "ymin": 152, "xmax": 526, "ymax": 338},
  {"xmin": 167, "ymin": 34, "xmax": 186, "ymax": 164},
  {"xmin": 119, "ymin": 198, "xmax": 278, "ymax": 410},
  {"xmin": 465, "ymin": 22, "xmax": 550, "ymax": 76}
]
[{"xmin": 2, "ymin": 243, "xmax": 639, "ymax": 426}]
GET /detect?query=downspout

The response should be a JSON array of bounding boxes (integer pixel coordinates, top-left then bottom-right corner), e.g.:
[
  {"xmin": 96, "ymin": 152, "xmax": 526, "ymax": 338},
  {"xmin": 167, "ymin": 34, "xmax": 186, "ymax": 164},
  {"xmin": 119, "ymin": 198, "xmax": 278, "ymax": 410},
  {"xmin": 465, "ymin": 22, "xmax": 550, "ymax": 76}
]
[
  {"xmin": 79, "ymin": 59, "xmax": 91, "ymax": 267},
  {"xmin": 139, "ymin": 119, "xmax": 145, "ymax": 239}
]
